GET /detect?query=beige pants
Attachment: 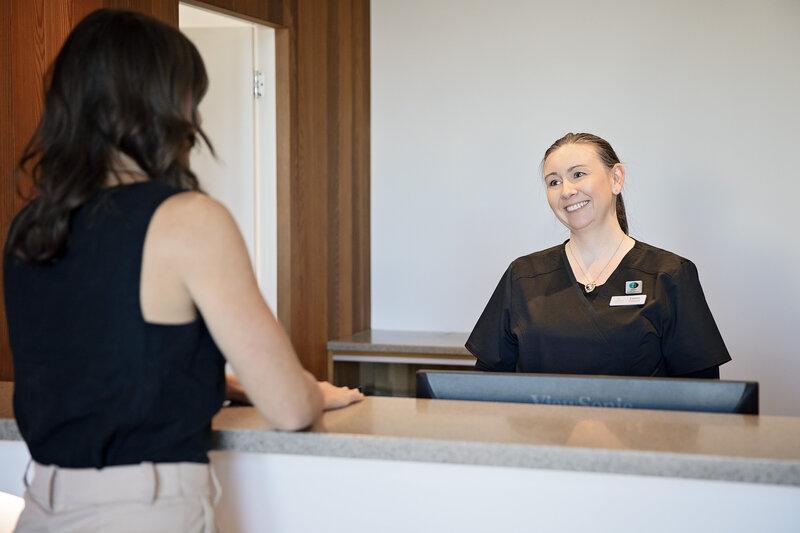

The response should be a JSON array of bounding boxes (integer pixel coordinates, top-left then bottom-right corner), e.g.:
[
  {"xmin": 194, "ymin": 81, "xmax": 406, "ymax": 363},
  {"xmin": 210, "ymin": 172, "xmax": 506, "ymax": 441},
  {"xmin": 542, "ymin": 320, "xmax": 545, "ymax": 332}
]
[{"xmin": 14, "ymin": 461, "xmax": 219, "ymax": 533}]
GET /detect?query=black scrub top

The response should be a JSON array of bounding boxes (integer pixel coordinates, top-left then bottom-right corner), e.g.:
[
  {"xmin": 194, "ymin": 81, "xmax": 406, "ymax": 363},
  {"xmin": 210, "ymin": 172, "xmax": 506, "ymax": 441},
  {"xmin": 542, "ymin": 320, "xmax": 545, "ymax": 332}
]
[{"xmin": 466, "ymin": 241, "xmax": 731, "ymax": 376}]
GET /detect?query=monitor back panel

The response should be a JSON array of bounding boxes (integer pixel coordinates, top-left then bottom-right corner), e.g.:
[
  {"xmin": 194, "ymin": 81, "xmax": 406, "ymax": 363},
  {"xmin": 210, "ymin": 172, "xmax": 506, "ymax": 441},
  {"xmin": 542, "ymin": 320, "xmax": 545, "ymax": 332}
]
[{"xmin": 416, "ymin": 371, "xmax": 758, "ymax": 414}]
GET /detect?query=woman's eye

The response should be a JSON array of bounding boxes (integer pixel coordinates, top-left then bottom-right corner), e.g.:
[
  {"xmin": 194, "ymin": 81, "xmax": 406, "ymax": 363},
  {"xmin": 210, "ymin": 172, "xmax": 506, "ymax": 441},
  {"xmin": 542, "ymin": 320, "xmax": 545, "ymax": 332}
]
[
  {"xmin": 574, "ymin": 171, "xmax": 586, "ymax": 178},
  {"xmin": 548, "ymin": 179, "xmax": 561, "ymax": 187}
]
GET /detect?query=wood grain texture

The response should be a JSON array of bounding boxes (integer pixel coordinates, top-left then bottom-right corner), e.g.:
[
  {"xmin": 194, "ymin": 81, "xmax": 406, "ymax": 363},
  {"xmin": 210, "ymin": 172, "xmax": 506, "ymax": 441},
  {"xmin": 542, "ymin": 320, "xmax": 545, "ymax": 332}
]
[
  {"xmin": 0, "ymin": 0, "xmax": 370, "ymax": 382},
  {"xmin": 12, "ymin": 0, "xmax": 46, "ymax": 165},
  {"xmin": 0, "ymin": 0, "xmax": 14, "ymax": 381},
  {"xmin": 333, "ymin": 0, "xmax": 353, "ymax": 341},
  {"xmin": 292, "ymin": 0, "xmax": 330, "ymax": 378},
  {"xmin": 0, "ymin": 0, "xmax": 105, "ymax": 380},
  {"xmin": 331, "ymin": 0, "xmax": 371, "ymax": 373},
  {"xmin": 275, "ymin": 26, "xmax": 293, "ymax": 332},
  {"xmin": 326, "ymin": 0, "xmax": 343, "ymax": 342},
  {"xmin": 102, "ymin": 0, "xmax": 177, "ymax": 25},
  {"xmin": 352, "ymin": 0, "xmax": 370, "ymax": 334},
  {"xmin": 73, "ymin": 0, "xmax": 104, "ymax": 24},
  {"xmin": 2, "ymin": 0, "xmax": 46, "ymax": 382},
  {"xmin": 182, "ymin": 0, "xmax": 285, "ymax": 27},
  {"xmin": 44, "ymin": 1, "xmax": 73, "ymax": 69}
]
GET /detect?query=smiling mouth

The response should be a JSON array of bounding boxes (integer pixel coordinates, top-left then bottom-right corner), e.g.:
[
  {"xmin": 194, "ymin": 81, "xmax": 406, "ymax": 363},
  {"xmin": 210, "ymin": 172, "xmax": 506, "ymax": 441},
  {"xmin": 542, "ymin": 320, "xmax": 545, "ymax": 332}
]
[{"xmin": 565, "ymin": 200, "xmax": 589, "ymax": 213}]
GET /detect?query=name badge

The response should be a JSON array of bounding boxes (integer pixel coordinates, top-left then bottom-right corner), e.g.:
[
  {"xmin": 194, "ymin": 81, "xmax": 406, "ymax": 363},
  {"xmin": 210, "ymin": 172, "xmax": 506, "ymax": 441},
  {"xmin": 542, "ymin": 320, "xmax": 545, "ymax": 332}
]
[{"xmin": 610, "ymin": 295, "xmax": 647, "ymax": 306}]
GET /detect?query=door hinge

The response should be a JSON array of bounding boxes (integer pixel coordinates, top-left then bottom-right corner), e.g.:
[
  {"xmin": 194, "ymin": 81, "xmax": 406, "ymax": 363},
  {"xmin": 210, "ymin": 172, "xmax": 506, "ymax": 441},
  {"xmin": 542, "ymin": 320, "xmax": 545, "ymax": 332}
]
[{"xmin": 254, "ymin": 70, "xmax": 264, "ymax": 99}]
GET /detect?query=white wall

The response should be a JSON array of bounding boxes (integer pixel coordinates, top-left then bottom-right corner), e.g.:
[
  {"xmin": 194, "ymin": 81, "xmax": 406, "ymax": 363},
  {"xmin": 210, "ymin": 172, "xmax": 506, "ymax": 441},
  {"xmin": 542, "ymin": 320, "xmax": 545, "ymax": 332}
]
[{"xmin": 371, "ymin": 0, "xmax": 800, "ymax": 415}]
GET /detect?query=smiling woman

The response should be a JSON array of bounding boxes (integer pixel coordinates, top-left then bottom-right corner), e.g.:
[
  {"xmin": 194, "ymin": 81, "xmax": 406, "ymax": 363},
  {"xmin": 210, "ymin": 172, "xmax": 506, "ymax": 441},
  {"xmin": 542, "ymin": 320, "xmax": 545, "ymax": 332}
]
[{"xmin": 466, "ymin": 132, "xmax": 731, "ymax": 379}]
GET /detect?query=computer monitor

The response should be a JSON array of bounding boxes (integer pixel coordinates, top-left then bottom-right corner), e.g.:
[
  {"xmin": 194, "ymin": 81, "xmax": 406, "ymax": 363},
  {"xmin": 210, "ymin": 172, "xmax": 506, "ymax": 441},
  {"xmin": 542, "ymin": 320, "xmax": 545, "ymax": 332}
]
[{"xmin": 416, "ymin": 370, "xmax": 758, "ymax": 414}]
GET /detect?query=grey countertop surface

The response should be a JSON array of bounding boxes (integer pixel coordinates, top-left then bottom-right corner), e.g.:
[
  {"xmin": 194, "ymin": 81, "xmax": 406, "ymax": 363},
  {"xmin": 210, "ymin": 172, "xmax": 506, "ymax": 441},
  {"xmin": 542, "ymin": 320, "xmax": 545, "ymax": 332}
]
[
  {"xmin": 3, "ymin": 382, "xmax": 800, "ymax": 487},
  {"xmin": 326, "ymin": 329, "xmax": 472, "ymax": 355}
]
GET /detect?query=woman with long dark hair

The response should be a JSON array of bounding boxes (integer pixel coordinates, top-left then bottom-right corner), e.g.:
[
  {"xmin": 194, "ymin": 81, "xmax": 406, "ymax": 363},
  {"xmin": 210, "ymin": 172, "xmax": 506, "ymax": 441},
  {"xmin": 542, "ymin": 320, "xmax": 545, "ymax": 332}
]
[
  {"xmin": 467, "ymin": 133, "xmax": 731, "ymax": 378},
  {"xmin": 4, "ymin": 9, "xmax": 361, "ymax": 532}
]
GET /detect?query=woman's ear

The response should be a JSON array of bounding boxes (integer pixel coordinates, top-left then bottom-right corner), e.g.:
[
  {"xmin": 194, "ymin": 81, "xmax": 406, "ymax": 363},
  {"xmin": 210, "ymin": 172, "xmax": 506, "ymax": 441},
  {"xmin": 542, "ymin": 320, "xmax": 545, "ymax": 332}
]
[{"xmin": 611, "ymin": 163, "xmax": 625, "ymax": 194}]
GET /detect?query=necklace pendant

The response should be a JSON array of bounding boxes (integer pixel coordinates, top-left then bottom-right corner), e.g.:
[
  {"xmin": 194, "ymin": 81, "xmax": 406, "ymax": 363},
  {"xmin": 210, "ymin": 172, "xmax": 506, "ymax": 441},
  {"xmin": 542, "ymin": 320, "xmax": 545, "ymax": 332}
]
[{"xmin": 584, "ymin": 282, "xmax": 596, "ymax": 293}]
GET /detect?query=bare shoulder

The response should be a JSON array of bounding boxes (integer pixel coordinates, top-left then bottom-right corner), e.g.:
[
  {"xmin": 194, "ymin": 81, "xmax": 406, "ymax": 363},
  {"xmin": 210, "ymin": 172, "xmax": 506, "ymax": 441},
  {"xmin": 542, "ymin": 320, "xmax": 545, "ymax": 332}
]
[
  {"xmin": 145, "ymin": 190, "xmax": 248, "ymax": 274},
  {"xmin": 153, "ymin": 191, "xmax": 234, "ymax": 229},
  {"xmin": 150, "ymin": 191, "xmax": 240, "ymax": 242}
]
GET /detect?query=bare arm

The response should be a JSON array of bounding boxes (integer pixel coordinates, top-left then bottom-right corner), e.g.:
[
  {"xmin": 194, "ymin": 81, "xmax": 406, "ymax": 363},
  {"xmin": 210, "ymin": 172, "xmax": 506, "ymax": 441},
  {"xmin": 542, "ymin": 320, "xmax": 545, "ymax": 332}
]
[{"xmin": 143, "ymin": 192, "xmax": 361, "ymax": 430}]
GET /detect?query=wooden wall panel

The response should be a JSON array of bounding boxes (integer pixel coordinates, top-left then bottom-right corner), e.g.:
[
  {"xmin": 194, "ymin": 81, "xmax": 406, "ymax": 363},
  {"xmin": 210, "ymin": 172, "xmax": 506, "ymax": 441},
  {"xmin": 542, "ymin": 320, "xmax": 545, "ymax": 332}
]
[
  {"xmin": 1, "ymin": 0, "xmax": 104, "ymax": 381},
  {"xmin": 350, "ymin": 0, "xmax": 370, "ymax": 335},
  {"xmin": 73, "ymin": 0, "xmax": 105, "ymax": 23},
  {"xmin": 1, "ymin": 0, "xmax": 47, "ymax": 382},
  {"xmin": 43, "ymin": 2, "xmax": 73, "ymax": 68},
  {"xmin": 332, "ymin": 0, "xmax": 354, "ymax": 341},
  {"xmin": 0, "ymin": 0, "xmax": 14, "ymax": 382},
  {"xmin": 328, "ymin": 0, "xmax": 371, "ymax": 342},
  {"xmin": 293, "ymin": 0, "xmax": 330, "ymax": 378},
  {"xmin": 0, "ymin": 0, "xmax": 370, "ymax": 382},
  {"xmin": 275, "ymin": 25, "xmax": 294, "ymax": 337},
  {"xmin": 11, "ymin": 1, "xmax": 46, "ymax": 167},
  {"xmin": 103, "ymin": 0, "xmax": 177, "ymax": 25},
  {"xmin": 0, "ymin": 0, "xmax": 12, "ymax": 187}
]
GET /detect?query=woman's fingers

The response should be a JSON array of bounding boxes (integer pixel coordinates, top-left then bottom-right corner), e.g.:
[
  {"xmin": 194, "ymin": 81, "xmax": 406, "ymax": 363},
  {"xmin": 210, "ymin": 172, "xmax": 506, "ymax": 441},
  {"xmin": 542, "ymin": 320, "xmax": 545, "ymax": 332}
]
[{"xmin": 318, "ymin": 381, "xmax": 365, "ymax": 410}]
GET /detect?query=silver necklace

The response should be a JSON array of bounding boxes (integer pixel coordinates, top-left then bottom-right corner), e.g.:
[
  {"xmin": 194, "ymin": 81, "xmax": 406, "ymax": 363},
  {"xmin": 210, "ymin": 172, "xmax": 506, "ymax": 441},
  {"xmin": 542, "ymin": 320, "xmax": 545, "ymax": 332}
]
[{"xmin": 568, "ymin": 236, "xmax": 626, "ymax": 293}]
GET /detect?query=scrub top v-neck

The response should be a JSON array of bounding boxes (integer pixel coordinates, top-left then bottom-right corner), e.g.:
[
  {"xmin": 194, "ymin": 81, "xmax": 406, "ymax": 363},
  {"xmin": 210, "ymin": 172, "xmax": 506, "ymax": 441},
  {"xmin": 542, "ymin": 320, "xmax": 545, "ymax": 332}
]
[{"xmin": 466, "ymin": 241, "xmax": 731, "ymax": 377}]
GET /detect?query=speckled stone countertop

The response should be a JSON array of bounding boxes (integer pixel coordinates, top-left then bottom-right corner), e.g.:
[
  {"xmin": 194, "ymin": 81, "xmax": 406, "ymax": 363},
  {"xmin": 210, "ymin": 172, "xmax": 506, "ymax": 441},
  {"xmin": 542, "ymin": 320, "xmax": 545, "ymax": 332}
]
[
  {"xmin": 326, "ymin": 329, "xmax": 471, "ymax": 355},
  {"xmin": 3, "ymin": 382, "xmax": 800, "ymax": 486}
]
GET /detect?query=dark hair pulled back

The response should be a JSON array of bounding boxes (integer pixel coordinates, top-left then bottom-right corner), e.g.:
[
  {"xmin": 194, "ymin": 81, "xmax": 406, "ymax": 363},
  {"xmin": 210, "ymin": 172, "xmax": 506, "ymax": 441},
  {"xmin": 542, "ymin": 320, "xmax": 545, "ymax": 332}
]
[
  {"xmin": 6, "ymin": 9, "xmax": 213, "ymax": 264},
  {"xmin": 542, "ymin": 132, "xmax": 628, "ymax": 235}
]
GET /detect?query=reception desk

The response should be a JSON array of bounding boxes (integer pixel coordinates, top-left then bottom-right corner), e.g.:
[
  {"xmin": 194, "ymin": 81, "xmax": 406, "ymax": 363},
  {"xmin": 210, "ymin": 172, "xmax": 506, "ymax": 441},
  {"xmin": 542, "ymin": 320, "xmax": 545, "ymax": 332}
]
[{"xmin": 2, "ymin": 382, "xmax": 799, "ymax": 532}]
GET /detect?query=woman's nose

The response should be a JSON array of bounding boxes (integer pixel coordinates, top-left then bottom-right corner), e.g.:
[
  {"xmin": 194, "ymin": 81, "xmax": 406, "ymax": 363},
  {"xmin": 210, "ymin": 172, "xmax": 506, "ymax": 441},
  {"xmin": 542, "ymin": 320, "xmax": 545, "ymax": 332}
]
[{"xmin": 561, "ymin": 180, "xmax": 577, "ymax": 197}]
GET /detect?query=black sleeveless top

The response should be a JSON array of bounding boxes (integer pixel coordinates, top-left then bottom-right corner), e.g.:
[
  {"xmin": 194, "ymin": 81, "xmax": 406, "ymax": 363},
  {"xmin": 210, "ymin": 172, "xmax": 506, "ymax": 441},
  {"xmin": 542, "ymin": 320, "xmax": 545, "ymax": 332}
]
[{"xmin": 4, "ymin": 181, "xmax": 226, "ymax": 468}]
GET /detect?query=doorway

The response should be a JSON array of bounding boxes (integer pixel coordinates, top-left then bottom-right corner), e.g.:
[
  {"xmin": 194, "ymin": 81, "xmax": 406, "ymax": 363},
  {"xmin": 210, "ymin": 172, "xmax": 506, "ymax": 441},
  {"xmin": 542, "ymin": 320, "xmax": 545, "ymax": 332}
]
[{"xmin": 178, "ymin": 3, "xmax": 278, "ymax": 313}]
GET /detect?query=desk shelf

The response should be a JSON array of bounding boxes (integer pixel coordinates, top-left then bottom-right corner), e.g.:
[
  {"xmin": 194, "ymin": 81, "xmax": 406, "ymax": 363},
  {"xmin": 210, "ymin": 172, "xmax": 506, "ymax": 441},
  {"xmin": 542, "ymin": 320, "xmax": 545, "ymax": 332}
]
[{"xmin": 327, "ymin": 330, "xmax": 475, "ymax": 396}]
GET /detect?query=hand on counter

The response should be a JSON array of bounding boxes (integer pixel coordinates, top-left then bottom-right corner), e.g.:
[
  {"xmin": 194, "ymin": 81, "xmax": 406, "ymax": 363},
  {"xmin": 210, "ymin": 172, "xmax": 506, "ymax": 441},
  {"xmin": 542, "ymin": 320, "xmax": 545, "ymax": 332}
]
[
  {"xmin": 318, "ymin": 381, "xmax": 364, "ymax": 410},
  {"xmin": 225, "ymin": 374, "xmax": 362, "ymax": 413}
]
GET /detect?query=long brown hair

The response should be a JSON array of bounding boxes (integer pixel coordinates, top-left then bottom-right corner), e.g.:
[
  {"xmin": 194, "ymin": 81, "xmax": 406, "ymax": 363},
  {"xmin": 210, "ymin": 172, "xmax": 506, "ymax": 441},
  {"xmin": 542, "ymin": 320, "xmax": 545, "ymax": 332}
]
[
  {"xmin": 542, "ymin": 132, "xmax": 628, "ymax": 235},
  {"xmin": 6, "ymin": 9, "xmax": 213, "ymax": 264}
]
